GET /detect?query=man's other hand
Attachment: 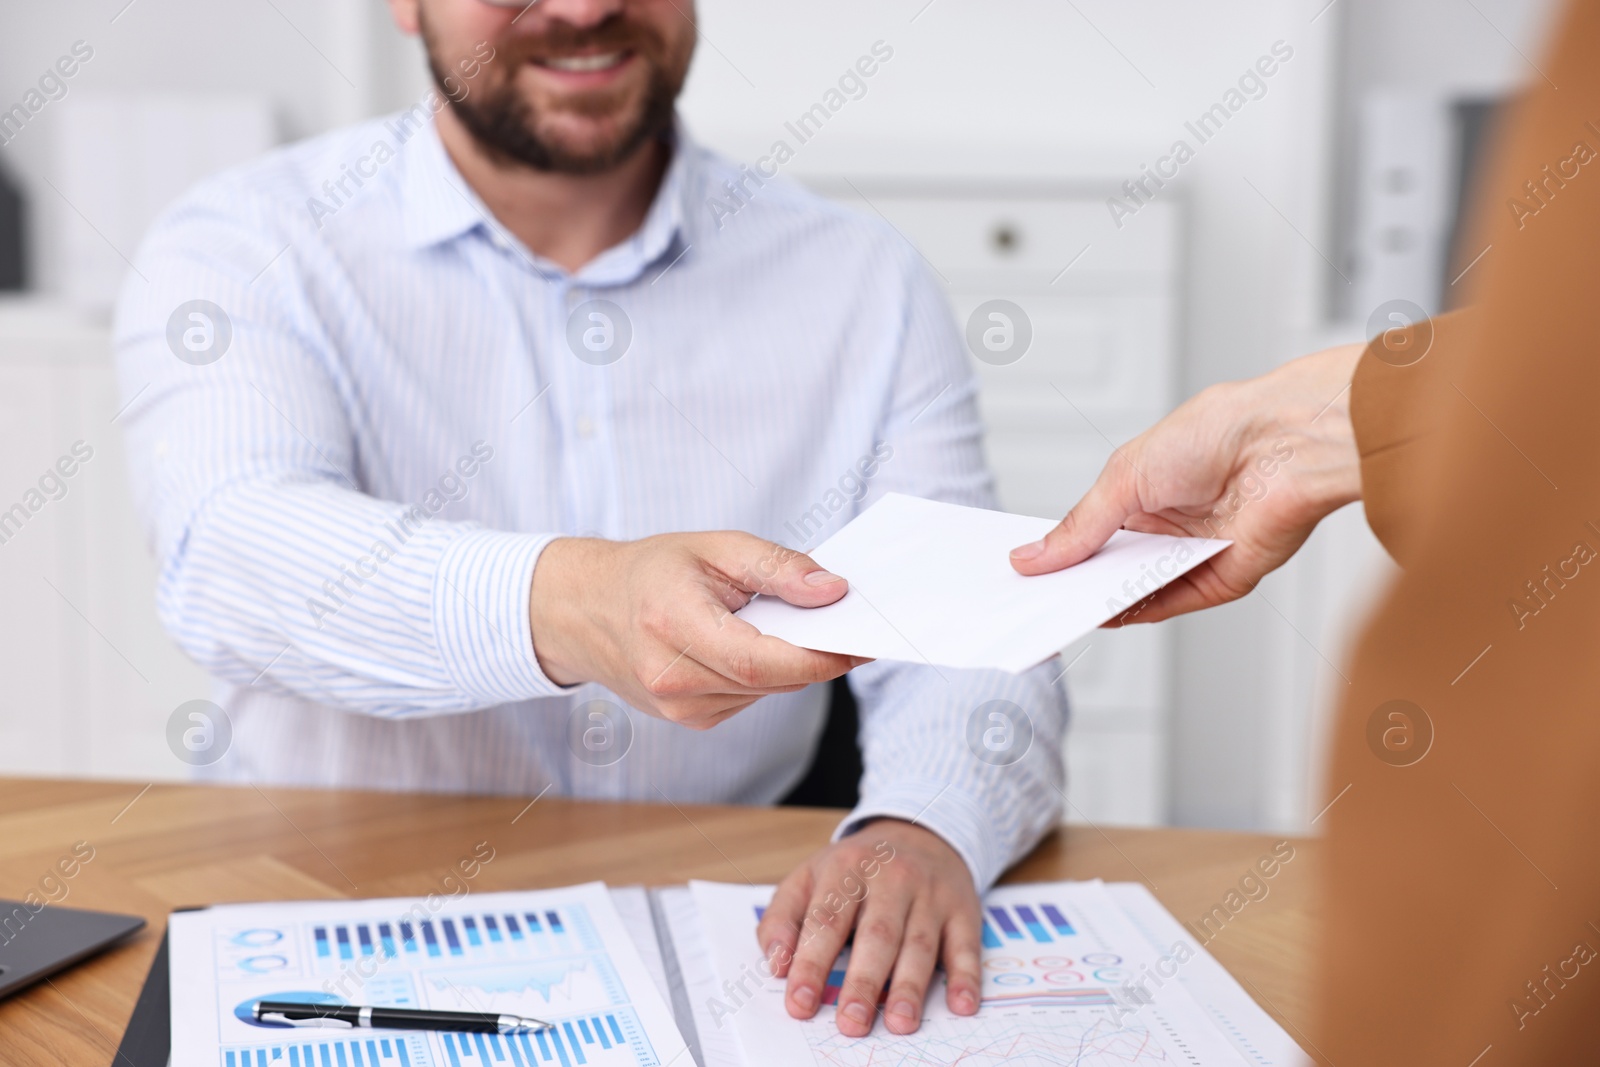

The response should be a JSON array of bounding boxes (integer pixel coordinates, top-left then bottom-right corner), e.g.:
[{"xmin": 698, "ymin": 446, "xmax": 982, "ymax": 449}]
[
  {"xmin": 529, "ymin": 531, "xmax": 866, "ymax": 728},
  {"xmin": 758, "ymin": 820, "xmax": 982, "ymax": 1036},
  {"xmin": 1009, "ymin": 343, "xmax": 1366, "ymax": 623}
]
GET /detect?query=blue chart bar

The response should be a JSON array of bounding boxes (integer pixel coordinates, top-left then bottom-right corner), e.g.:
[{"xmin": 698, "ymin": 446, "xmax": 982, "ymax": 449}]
[
  {"xmin": 988, "ymin": 906, "xmax": 1023, "ymax": 941},
  {"xmin": 442, "ymin": 1016, "xmax": 626, "ymax": 1066},
  {"xmin": 1042, "ymin": 904, "xmax": 1076, "ymax": 936},
  {"xmin": 562, "ymin": 1022, "xmax": 586, "ymax": 1065},
  {"xmin": 311, "ymin": 907, "xmax": 590, "ymax": 976},
  {"xmin": 442, "ymin": 919, "xmax": 463, "ymax": 956},
  {"xmin": 227, "ymin": 1038, "xmax": 411, "ymax": 1067},
  {"xmin": 981, "ymin": 920, "xmax": 1002, "ymax": 949},
  {"xmin": 1014, "ymin": 905, "xmax": 1052, "ymax": 944}
]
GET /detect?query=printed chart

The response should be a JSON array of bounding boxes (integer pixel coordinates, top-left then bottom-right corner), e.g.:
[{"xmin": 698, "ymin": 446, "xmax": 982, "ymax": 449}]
[
  {"xmin": 691, "ymin": 880, "xmax": 1251, "ymax": 1067},
  {"xmin": 169, "ymin": 884, "xmax": 687, "ymax": 1067}
]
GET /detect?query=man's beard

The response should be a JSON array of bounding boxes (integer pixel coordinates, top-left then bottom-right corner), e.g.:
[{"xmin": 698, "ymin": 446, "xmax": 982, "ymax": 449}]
[{"xmin": 422, "ymin": 18, "xmax": 682, "ymax": 175}]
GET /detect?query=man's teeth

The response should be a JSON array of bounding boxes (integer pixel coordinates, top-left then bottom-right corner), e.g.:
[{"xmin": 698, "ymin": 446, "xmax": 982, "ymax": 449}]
[{"xmin": 539, "ymin": 52, "xmax": 625, "ymax": 72}]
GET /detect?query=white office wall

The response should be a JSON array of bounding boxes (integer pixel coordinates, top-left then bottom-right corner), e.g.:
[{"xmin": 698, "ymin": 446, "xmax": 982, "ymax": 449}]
[{"xmin": 0, "ymin": 0, "xmax": 392, "ymax": 297}]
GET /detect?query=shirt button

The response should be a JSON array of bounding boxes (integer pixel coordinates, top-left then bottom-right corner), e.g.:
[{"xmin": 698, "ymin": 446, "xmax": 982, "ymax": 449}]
[{"xmin": 575, "ymin": 416, "xmax": 596, "ymax": 438}]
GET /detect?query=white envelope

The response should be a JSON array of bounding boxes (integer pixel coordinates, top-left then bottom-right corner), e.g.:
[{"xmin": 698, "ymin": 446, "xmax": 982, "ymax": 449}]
[{"xmin": 737, "ymin": 493, "xmax": 1230, "ymax": 673}]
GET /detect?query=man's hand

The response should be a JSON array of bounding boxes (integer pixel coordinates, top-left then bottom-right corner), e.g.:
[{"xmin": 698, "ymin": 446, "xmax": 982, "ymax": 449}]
[
  {"xmin": 529, "ymin": 532, "xmax": 867, "ymax": 728},
  {"xmin": 1010, "ymin": 343, "xmax": 1366, "ymax": 623},
  {"xmin": 758, "ymin": 820, "xmax": 982, "ymax": 1037}
]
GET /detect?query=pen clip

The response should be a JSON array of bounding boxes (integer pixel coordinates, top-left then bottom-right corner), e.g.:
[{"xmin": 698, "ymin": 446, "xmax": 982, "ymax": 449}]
[{"xmin": 259, "ymin": 1012, "xmax": 356, "ymax": 1029}]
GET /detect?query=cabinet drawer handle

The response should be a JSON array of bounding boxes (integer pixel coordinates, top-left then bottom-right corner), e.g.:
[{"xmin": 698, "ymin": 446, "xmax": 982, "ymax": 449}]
[{"xmin": 991, "ymin": 222, "xmax": 1021, "ymax": 255}]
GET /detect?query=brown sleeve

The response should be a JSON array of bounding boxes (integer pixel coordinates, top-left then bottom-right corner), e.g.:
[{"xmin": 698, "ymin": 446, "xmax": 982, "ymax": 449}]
[
  {"xmin": 1317, "ymin": 0, "xmax": 1600, "ymax": 1061},
  {"xmin": 1349, "ymin": 307, "xmax": 1477, "ymax": 567}
]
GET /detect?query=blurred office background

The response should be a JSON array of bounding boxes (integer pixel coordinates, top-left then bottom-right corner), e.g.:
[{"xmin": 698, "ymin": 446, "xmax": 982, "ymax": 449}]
[{"xmin": 0, "ymin": 0, "xmax": 1558, "ymax": 831}]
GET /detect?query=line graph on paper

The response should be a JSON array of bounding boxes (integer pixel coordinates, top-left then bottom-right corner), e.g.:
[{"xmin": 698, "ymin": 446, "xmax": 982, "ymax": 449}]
[
  {"xmin": 424, "ymin": 956, "xmax": 624, "ymax": 1013},
  {"xmin": 800, "ymin": 1011, "xmax": 1202, "ymax": 1067}
]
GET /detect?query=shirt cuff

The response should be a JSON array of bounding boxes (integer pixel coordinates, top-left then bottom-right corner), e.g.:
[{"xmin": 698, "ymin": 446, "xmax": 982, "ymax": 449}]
[
  {"xmin": 835, "ymin": 777, "xmax": 1009, "ymax": 891},
  {"xmin": 432, "ymin": 528, "xmax": 579, "ymax": 702}
]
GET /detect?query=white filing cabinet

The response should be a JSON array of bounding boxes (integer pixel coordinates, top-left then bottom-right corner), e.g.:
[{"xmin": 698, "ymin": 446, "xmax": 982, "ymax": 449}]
[{"xmin": 815, "ymin": 181, "xmax": 1183, "ymax": 826}]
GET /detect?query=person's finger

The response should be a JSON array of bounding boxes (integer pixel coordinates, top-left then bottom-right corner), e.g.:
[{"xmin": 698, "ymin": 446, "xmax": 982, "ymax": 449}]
[
  {"xmin": 784, "ymin": 881, "xmax": 863, "ymax": 1021},
  {"xmin": 882, "ymin": 901, "xmax": 942, "ymax": 1034},
  {"xmin": 834, "ymin": 896, "xmax": 907, "ymax": 1037},
  {"xmin": 941, "ymin": 905, "xmax": 984, "ymax": 1017},
  {"xmin": 1011, "ymin": 448, "xmax": 1146, "ymax": 576},
  {"xmin": 641, "ymin": 634, "xmax": 821, "ymax": 701},
  {"xmin": 669, "ymin": 601, "xmax": 861, "ymax": 693},
  {"xmin": 705, "ymin": 532, "xmax": 852, "ymax": 608},
  {"xmin": 758, "ymin": 868, "xmax": 813, "ymax": 981}
]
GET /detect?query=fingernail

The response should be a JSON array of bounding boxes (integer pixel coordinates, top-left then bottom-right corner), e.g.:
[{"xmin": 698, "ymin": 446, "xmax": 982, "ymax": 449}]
[
  {"xmin": 804, "ymin": 569, "xmax": 845, "ymax": 586},
  {"xmin": 1010, "ymin": 540, "xmax": 1046, "ymax": 561},
  {"xmin": 954, "ymin": 989, "xmax": 977, "ymax": 1014},
  {"xmin": 792, "ymin": 985, "xmax": 817, "ymax": 1011},
  {"xmin": 889, "ymin": 999, "xmax": 918, "ymax": 1022},
  {"xmin": 842, "ymin": 1001, "xmax": 871, "ymax": 1025}
]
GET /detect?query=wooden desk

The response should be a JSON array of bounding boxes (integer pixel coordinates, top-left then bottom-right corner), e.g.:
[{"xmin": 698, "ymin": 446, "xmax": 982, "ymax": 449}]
[{"xmin": 0, "ymin": 778, "xmax": 1320, "ymax": 1065}]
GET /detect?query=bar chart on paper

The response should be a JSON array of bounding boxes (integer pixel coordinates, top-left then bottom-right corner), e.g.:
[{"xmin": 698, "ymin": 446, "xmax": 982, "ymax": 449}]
[
  {"xmin": 168, "ymin": 885, "xmax": 688, "ymax": 1067},
  {"xmin": 694, "ymin": 880, "xmax": 1255, "ymax": 1067},
  {"xmin": 305, "ymin": 908, "xmax": 587, "ymax": 969}
]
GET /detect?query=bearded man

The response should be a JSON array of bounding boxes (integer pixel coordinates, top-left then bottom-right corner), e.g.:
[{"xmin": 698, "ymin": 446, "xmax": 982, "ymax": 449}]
[{"xmin": 114, "ymin": 0, "xmax": 1067, "ymax": 1036}]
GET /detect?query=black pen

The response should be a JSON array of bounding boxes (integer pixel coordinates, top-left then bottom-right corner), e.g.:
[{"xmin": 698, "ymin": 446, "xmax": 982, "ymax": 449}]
[{"xmin": 252, "ymin": 1000, "xmax": 554, "ymax": 1035}]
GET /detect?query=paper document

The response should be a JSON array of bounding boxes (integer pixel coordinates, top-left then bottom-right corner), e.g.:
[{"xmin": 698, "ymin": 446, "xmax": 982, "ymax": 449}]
[
  {"xmin": 690, "ymin": 879, "xmax": 1271, "ymax": 1066},
  {"xmin": 654, "ymin": 887, "xmax": 750, "ymax": 1067},
  {"xmin": 168, "ymin": 883, "xmax": 689, "ymax": 1067},
  {"xmin": 1108, "ymin": 882, "xmax": 1311, "ymax": 1066},
  {"xmin": 738, "ymin": 493, "xmax": 1230, "ymax": 672}
]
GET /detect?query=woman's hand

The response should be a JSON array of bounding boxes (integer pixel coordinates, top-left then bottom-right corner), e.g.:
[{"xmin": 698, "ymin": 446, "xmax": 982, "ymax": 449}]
[{"xmin": 1009, "ymin": 343, "xmax": 1366, "ymax": 623}]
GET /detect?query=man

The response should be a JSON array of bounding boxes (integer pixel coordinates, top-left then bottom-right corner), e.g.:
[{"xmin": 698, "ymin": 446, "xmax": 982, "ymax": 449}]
[
  {"xmin": 114, "ymin": 0, "xmax": 1067, "ymax": 1037},
  {"xmin": 1013, "ymin": 0, "xmax": 1600, "ymax": 1054}
]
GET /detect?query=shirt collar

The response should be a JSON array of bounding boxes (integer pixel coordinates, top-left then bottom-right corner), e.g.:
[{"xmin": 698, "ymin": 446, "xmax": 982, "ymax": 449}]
[{"xmin": 399, "ymin": 114, "xmax": 694, "ymax": 285}]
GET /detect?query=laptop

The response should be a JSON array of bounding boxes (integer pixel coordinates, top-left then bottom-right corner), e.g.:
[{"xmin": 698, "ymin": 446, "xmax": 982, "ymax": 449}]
[{"xmin": 0, "ymin": 899, "xmax": 145, "ymax": 1000}]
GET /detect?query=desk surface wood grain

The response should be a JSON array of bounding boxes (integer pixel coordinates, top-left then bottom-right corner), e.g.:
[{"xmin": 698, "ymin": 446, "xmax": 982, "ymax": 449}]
[{"xmin": 0, "ymin": 778, "xmax": 1321, "ymax": 1065}]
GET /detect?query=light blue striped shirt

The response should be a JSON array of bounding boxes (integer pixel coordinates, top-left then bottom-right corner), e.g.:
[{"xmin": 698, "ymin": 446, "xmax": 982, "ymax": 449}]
[{"xmin": 113, "ymin": 115, "xmax": 1067, "ymax": 889}]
